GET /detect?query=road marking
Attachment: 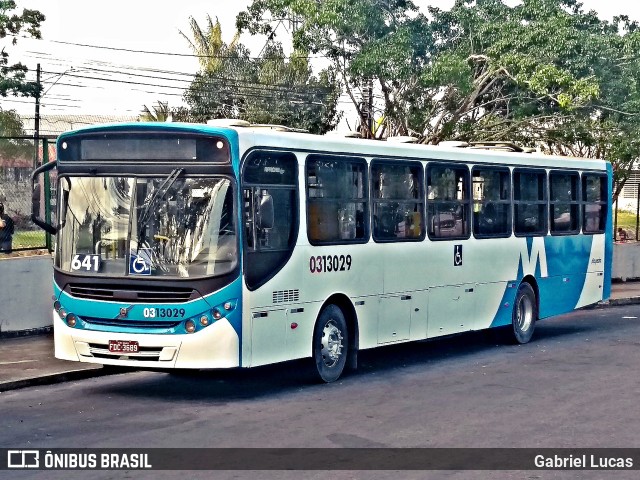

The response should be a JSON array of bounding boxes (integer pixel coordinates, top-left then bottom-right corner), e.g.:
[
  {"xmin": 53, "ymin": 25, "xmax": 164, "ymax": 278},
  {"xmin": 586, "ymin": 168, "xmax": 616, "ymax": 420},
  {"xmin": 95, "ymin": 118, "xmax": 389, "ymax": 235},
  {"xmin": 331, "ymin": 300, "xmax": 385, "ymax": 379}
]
[
  {"xmin": 0, "ymin": 360, "xmax": 36, "ymax": 365},
  {"xmin": 622, "ymin": 316, "xmax": 638, "ymax": 319}
]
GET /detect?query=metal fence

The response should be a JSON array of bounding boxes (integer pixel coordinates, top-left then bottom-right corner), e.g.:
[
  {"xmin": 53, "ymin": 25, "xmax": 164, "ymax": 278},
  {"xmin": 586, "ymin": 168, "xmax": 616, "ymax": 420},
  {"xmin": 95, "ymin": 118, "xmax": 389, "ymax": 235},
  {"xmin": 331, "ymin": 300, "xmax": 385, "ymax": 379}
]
[{"xmin": 0, "ymin": 136, "xmax": 56, "ymax": 253}]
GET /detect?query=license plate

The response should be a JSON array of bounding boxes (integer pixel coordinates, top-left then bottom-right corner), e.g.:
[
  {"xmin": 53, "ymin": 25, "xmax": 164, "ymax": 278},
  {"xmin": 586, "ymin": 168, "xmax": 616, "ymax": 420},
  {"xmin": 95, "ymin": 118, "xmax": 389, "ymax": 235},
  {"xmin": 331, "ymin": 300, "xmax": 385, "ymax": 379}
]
[{"xmin": 108, "ymin": 340, "xmax": 139, "ymax": 354}]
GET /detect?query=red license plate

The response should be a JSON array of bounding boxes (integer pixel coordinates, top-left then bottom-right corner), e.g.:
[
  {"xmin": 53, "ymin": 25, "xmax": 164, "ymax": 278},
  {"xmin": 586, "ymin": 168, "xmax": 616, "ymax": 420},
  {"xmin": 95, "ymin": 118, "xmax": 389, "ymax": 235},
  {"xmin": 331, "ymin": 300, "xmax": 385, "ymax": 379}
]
[{"xmin": 108, "ymin": 340, "xmax": 139, "ymax": 354}]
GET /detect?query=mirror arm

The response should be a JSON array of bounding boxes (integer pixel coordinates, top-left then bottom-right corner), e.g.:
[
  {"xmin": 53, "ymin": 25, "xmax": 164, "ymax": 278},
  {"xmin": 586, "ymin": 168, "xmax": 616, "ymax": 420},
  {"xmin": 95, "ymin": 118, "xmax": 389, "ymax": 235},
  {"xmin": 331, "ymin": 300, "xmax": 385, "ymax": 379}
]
[{"xmin": 31, "ymin": 161, "xmax": 58, "ymax": 235}]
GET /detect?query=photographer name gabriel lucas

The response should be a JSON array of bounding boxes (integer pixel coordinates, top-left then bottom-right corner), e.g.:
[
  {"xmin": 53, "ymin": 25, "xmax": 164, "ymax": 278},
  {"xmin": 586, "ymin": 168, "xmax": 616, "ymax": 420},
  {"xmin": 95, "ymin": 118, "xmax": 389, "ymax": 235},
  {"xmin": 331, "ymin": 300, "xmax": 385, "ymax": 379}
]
[{"xmin": 534, "ymin": 454, "xmax": 633, "ymax": 469}]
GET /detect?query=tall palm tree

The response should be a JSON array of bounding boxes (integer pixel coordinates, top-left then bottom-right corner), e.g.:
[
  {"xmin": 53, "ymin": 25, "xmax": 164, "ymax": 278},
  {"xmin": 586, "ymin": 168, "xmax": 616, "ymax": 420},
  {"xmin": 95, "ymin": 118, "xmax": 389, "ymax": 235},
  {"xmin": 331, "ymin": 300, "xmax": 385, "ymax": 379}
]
[
  {"xmin": 139, "ymin": 101, "xmax": 171, "ymax": 122},
  {"xmin": 179, "ymin": 15, "xmax": 240, "ymax": 73}
]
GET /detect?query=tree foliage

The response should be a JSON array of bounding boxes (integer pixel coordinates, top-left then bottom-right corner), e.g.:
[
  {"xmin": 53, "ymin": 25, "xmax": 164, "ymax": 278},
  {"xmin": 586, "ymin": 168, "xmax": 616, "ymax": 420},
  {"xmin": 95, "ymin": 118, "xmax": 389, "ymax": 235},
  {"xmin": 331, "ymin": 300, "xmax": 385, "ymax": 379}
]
[
  {"xmin": 238, "ymin": 0, "xmax": 640, "ymax": 199},
  {"xmin": 238, "ymin": 0, "xmax": 431, "ymax": 138},
  {"xmin": 0, "ymin": 0, "xmax": 45, "ymax": 97},
  {"xmin": 176, "ymin": 16, "xmax": 341, "ymax": 134},
  {"xmin": 0, "ymin": 107, "xmax": 31, "ymax": 160}
]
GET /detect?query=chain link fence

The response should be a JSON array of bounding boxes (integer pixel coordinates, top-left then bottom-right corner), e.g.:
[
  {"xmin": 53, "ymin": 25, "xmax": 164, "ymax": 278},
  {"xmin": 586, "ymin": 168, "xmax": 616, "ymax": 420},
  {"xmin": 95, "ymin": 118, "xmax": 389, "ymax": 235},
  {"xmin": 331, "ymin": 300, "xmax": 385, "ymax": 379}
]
[{"xmin": 0, "ymin": 136, "xmax": 56, "ymax": 253}]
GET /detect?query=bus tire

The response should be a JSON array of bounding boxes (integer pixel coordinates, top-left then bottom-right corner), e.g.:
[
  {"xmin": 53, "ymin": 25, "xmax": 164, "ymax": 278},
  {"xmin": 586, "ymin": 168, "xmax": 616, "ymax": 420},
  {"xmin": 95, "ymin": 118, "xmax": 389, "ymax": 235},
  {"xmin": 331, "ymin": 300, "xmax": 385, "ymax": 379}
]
[
  {"xmin": 312, "ymin": 305, "xmax": 348, "ymax": 383},
  {"xmin": 511, "ymin": 282, "xmax": 537, "ymax": 344}
]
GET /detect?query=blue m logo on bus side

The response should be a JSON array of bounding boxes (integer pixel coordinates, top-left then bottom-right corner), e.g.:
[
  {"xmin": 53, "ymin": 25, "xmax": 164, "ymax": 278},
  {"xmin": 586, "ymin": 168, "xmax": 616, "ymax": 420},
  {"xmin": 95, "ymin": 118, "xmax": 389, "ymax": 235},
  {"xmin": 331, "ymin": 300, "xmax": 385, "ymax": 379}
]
[
  {"xmin": 489, "ymin": 237, "xmax": 549, "ymax": 328},
  {"xmin": 519, "ymin": 237, "xmax": 548, "ymax": 278},
  {"xmin": 491, "ymin": 235, "xmax": 595, "ymax": 328}
]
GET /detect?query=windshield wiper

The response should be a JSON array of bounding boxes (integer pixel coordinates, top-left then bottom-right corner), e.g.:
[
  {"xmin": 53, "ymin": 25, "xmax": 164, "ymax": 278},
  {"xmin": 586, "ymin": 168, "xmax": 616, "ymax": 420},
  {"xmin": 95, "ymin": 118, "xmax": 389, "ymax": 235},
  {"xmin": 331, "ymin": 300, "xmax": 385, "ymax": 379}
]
[{"xmin": 136, "ymin": 168, "xmax": 184, "ymax": 246}]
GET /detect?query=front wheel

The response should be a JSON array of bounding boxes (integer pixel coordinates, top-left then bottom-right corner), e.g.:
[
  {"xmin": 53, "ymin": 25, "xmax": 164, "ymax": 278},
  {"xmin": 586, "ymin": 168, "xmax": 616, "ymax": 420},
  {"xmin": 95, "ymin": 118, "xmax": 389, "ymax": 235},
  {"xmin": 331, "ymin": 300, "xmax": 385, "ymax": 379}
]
[
  {"xmin": 511, "ymin": 282, "xmax": 537, "ymax": 344},
  {"xmin": 312, "ymin": 305, "xmax": 348, "ymax": 383}
]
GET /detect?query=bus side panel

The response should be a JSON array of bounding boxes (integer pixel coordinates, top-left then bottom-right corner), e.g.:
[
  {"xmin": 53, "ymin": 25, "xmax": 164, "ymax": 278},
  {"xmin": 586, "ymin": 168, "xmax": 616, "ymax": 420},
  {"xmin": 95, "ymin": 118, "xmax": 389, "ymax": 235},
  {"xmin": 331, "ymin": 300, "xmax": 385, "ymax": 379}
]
[
  {"xmin": 243, "ymin": 240, "xmax": 384, "ymax": 366},
  {"xmin": 603, "ymin": 162, "xmax": 614, "ymax": 300},
  {"xmin": 382, "ymin": 242, "xmax": 430, "ymax": 342},
  {"xmin": 485, "ymin": 235, "xmax": 598, "ymax": 328},
  {"xmin": 242, "ymin": 249, "xmax": 304, "ymax": 367},
  {"xmin": 425, "ymin": 237, "xmax": 520, "ymax": 336},
  {"xmin": 538, "ymin": 235, "xmax": 594, "ymax": 318},
  {"xmin": 575, "ymin": 234, "xmax": 607, "ymax": 309},
  {"xmin": 302, "ymin": 242, "xmax": 385, "ymax": 350}
]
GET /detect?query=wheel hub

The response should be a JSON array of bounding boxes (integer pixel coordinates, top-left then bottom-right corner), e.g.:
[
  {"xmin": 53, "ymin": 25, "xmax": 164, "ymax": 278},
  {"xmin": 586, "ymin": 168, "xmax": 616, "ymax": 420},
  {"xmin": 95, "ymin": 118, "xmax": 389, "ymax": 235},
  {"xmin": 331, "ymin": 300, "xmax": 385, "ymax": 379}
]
[
  {"xmin": 516, "ymin": 294, "xmax": 533, "ymax": 332},
  {"xmin": 320, "ymin": 320, "xmax": 343, "ymax": 368}
]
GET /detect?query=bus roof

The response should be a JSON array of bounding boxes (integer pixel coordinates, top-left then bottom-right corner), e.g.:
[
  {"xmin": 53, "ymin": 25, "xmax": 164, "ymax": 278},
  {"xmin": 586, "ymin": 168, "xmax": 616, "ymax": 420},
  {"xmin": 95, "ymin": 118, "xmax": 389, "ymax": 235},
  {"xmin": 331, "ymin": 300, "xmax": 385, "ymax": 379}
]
[
  {"xmin": 61, "ymin": 121, "xmax": 609, "ymax": 172},
  {"xmin": 234, "ymin": 126, "xmax": 607, "ymax": 171}
]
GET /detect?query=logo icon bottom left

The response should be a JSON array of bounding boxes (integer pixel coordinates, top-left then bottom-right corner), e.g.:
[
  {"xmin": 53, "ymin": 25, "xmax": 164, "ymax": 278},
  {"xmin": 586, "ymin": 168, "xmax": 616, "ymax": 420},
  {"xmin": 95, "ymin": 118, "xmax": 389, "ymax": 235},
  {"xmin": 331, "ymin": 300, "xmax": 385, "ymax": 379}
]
[{"xmin": 8, "ymin": 450, "xmax": 40, "ymax": 468}]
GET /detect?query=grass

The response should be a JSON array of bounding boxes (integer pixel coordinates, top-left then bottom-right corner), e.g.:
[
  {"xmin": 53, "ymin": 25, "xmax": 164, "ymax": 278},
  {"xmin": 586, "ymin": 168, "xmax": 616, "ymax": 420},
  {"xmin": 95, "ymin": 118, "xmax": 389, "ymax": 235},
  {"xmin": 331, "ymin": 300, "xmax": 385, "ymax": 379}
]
[
  {"xmin": 11, "ymin": 230, "xmax": 47, "ymax": 249},
  {"xmin": 615, "ymin": 210, "xmax": 639, "ymax": 232}
]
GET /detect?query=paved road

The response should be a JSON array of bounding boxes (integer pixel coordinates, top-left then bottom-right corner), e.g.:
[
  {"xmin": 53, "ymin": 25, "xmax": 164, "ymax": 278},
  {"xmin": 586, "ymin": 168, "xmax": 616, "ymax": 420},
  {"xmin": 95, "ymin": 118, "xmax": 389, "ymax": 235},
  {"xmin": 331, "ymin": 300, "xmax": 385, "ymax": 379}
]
[{"xmin": 1, "ymin": 305, "xmax": 639, "ymax": 480}]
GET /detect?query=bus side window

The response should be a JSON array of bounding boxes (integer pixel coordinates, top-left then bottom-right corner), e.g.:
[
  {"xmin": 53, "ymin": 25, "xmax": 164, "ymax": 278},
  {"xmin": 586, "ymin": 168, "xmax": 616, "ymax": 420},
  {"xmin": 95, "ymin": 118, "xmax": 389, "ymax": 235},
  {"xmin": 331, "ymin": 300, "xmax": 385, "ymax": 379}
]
[
  {"xmin": 472, "ymin": 167, "xmax": 511, "ymax": 238},
  {"xmin": 426, "ymin": 163, "xmax": 470, "ymax": 240},
  {"xmin": 549, "ymin": 171, "xmax": 580, "ymax": 235},
  {"xmin": 513, "ymin": 169, "xmax": 547, "ymax": 236},
  {"xmin": 582, "ymin": 174, "xmax": 607, "ymax": 234},
  {"xmin": 371, "ymin": 160, "xmax": 424, "ymax": 242},
  {"xmin": 306, "ymin": 155, "xmax": 368, "ymax": 244}
]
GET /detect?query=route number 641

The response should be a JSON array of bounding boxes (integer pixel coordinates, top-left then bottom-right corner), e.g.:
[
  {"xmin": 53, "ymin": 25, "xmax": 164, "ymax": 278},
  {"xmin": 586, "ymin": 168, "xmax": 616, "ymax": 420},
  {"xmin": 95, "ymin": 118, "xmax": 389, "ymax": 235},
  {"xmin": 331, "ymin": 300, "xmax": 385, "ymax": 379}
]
[{"xmin": 71, "ymin": 254, "xmax": 101, "ymax": 272}]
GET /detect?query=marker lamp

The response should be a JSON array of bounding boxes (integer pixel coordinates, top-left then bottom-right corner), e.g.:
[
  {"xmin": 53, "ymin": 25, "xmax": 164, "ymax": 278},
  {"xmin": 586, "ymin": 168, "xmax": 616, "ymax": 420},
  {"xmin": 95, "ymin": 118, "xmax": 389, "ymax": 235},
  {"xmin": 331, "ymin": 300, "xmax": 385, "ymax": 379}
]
[
  {"xmin": 66, "ymin": 314, "xmax": 77, "ymax": 327},
  {"xmin": 185, "ymin": 319, "xmax": 196, "ymax": 333}
]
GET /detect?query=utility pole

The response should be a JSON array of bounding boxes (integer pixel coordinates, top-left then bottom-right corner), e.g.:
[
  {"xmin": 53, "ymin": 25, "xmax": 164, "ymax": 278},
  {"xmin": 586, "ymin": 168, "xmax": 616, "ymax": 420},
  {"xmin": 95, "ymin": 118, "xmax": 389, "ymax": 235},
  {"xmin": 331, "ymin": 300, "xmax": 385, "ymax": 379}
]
[
  {"xmin": 361, "ymin": 80, "xmax": 373, "ymax": 139},
  {"xmin": 34, "ymin": 63, "xmax": 41, "ymax": 167}
]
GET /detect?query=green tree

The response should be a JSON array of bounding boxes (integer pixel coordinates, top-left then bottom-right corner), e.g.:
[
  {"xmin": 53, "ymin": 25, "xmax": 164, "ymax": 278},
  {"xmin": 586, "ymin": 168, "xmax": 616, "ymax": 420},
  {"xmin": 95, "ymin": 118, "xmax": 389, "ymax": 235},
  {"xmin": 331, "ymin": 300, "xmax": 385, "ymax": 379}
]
[
  {"xmin": 239, "ymin": 0, "xmax": 640, "ymax": 201},
  {"xmin": 238, "ymin": 0, "xmax": 432, "ymax": 138},
  {"xmin": 181, "ymin": 16, "xmax": 341, "ymax": 134},
  {"xmin": 0, "ymin": 107, "xmax": 31, "ymax": 175},
  {"xmin": 0, "ymin": 0, "xmax": 45, "ymax": 97}
]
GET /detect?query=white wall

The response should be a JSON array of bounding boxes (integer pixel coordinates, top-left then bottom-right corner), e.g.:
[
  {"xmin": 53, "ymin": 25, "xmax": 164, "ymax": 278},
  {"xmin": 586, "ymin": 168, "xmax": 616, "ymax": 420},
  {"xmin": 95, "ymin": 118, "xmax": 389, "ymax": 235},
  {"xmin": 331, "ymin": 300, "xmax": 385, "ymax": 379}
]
[
  {"xmin": 0, "ymin": 256, "xmax": 53, "ymax": 333},
  {"xmin": 613, "ymin": 242, "xmax": 640, "ymax": 281}
]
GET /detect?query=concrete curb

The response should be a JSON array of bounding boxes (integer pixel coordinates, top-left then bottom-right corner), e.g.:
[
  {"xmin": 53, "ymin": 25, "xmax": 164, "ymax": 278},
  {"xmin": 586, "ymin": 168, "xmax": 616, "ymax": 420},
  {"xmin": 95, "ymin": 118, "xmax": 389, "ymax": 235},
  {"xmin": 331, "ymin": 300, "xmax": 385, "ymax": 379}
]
[
  {"xmin": 0, "ymin": 326, "xmax": 52, "ymax": 339},
  {"xmin": 606, "ymin": 297, "xmax": 640, "ymax": 307},
  {"xmin": 0, "ymin": 367, "xmax": 123, "ymax": 393}
]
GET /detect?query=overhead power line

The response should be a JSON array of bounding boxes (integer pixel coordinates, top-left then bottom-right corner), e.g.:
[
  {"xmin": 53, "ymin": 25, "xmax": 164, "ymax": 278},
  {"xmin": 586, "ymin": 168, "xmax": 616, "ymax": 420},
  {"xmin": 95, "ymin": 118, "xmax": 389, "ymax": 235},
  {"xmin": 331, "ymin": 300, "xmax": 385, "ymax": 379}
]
[{"xmin": 45, "ymin": 38, "xmax": 330, "ymax": 60}]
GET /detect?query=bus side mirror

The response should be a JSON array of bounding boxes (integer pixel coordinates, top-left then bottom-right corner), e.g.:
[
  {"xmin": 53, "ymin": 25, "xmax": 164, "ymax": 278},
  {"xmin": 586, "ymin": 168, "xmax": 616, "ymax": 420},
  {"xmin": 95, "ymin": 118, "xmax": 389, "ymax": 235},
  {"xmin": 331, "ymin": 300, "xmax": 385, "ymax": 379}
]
[
  {"xmin": 258, "ymin": 193, "xmax": 274, "ymax": 230},
  {"xmin": 31, "ymin": 160, "xmax": 58, "ymax": 235}
]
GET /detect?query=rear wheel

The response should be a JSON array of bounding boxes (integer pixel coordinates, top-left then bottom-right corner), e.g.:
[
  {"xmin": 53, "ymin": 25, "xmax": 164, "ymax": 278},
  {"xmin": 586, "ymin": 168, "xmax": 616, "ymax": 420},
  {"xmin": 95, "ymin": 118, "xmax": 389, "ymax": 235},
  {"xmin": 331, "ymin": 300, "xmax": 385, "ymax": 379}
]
[
  {"xmin": 312, "ymin": 305, "xmax": 348, "ymax": 383},
  {"xmin": 511, "ymin": 282, "xmax": 537, "ymax": 344}
]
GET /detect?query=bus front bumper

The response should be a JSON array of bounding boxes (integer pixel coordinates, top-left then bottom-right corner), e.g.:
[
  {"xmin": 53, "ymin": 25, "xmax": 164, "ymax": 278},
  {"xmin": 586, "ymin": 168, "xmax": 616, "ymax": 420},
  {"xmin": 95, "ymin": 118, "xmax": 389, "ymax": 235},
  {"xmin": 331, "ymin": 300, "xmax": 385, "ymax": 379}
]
[{"xmin": 53, "ymin": 311, "xmax": 240, "ymax": 369}]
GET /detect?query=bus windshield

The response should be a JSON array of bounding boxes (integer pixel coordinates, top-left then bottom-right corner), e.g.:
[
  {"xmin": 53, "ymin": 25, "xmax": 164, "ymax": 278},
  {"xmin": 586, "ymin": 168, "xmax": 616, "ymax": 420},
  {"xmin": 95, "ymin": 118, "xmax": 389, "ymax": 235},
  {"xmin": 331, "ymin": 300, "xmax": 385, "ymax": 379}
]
[{"xmin": 56, "ymin": 175, "xmax": 237, "ymax": 278}]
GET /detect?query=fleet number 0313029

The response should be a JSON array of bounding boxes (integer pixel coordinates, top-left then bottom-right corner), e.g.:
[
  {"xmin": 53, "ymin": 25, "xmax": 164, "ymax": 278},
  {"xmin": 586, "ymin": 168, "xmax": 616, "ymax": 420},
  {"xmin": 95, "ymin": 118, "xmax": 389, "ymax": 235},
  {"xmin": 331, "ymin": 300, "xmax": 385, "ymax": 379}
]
[
  {"xmin": 309, "ymin": 255, "xmax": 352, "ymax": 274},
  {"xmin": 142, "ymin": 308, "xmax": 186, "ymax": 318}
]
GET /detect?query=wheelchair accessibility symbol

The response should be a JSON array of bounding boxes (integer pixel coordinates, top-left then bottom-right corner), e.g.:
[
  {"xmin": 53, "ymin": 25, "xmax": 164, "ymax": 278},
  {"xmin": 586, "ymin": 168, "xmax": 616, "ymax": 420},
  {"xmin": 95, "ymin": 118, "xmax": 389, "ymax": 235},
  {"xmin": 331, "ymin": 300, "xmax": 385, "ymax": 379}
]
[
  {"xmin": 129, "ymin": 249, "xmax": 152, "ymax": 275},
  {"xmin": 454, "ymin": 244, "xmax": 463, "ymax": 267}
]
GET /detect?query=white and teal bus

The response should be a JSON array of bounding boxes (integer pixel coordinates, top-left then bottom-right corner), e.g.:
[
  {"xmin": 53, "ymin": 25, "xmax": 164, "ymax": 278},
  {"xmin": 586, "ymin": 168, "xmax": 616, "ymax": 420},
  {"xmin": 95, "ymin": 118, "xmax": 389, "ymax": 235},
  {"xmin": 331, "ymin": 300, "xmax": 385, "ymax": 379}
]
[{"xmin": 32, "ymin": 121, "xmax": 613, "ymax": 382}]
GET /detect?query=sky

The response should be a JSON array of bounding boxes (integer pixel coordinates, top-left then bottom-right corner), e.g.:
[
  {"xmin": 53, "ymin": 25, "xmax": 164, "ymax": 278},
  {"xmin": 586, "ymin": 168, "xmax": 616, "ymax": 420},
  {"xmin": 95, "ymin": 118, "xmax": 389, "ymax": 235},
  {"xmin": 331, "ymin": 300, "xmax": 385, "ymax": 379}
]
[{"xmin": 3, "ymin": 0, "xmax": 640, "ymax": 127}]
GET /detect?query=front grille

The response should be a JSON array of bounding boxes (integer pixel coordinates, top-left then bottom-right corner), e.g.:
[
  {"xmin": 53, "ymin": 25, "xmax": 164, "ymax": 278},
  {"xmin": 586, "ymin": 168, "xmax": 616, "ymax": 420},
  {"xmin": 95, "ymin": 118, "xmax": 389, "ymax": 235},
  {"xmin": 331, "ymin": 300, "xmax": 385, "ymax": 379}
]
[
  {"xmin": 83, "ymin": 318, "xmax": 181, "ymax": 329},
  {"xmin": 67, "ymin": 284, "xmax": 196, "ymax": 303}
]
